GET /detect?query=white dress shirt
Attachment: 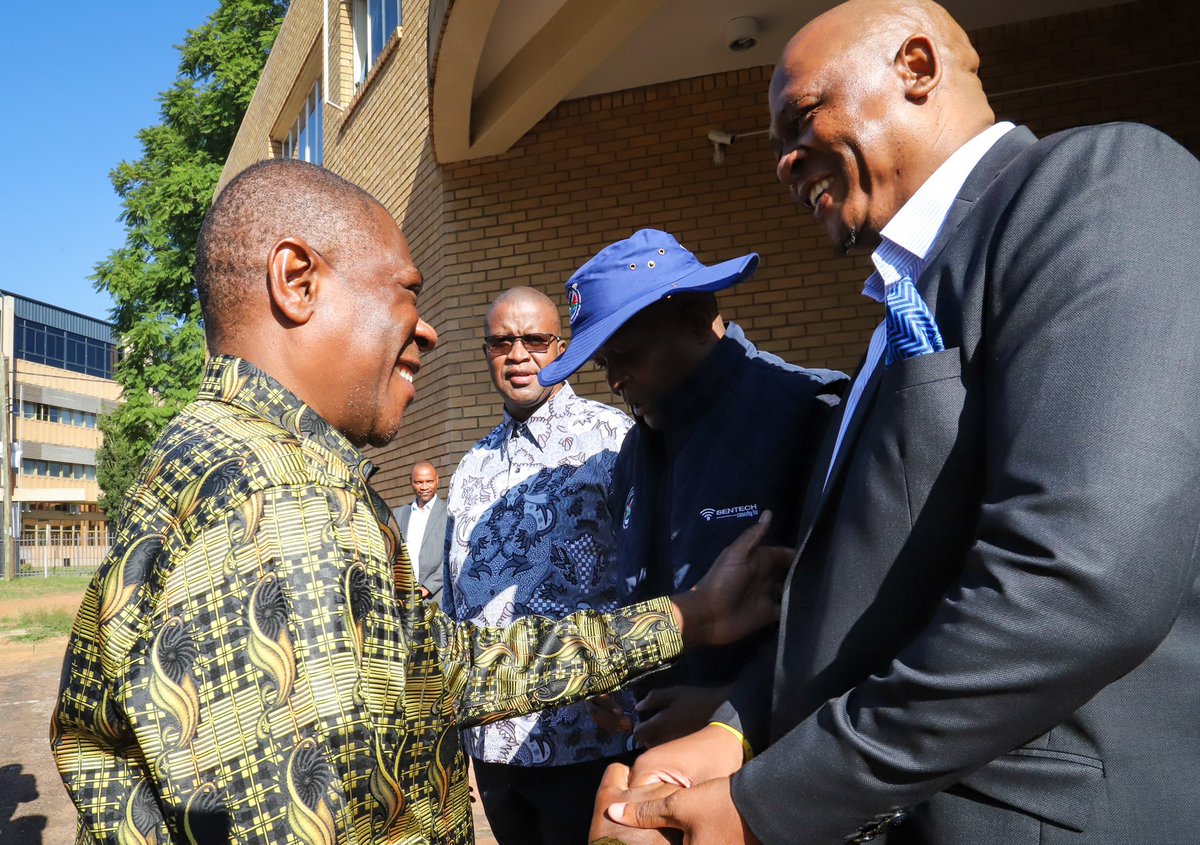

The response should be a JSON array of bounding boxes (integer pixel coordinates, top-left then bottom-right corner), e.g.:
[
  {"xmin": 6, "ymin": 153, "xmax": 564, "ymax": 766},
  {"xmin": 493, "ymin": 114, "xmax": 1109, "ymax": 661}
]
[
  {"xmin": 825, "ymin": 122, "xmax": 1016, "ymax": 488},
  {"xmin": 405, "ymin": 493, "xmax": 438, "ymax": 580}
]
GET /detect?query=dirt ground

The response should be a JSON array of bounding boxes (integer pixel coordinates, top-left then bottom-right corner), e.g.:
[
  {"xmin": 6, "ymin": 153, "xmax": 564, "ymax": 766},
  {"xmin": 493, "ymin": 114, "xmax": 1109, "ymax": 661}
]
[
  {"xmin": 0, "ymin": 593, "xmax": 498, "ymax": 845},
  {"xmin": 0, "ymin": 590, "xmax": 86, "ymax": 623},
  {"xmin": 0, "ymin": 635, "xmax": 78, "ymax": 845}
]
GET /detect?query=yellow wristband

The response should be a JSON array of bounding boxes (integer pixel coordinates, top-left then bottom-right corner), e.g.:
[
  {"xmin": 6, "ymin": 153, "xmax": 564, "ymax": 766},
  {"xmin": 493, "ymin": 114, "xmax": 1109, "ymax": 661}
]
[{"xmin": 707, "ymin": 720, "xmax": 754, "ymax": 762}]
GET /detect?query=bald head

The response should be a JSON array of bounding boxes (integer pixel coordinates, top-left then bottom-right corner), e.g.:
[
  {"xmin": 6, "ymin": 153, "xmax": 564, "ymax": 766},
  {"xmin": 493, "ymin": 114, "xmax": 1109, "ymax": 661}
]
[
  {"xmin": 410, "ymin": 461, "xmax": 439, "ymax": 504},
  {"xmin": 785, "ymin": 0, "xmax": 986, "ymax": 114},
  {"xmin": 196, "ymin": 159, "xmax": 383, "ymax": 350},
  {"xmin": 483, "ymin": 287, "xmax": 562, "ymax": 336},
  {"xmin": 483, "ymin": 286, "xmax": 566, "ymax": 421},
  {"xmin": 801, "ymin": 0, "xmax": 978, "ymax": 69},
  {"xmin": 194, "ymin": 158, "xmax": 438, "ymax": 450}
]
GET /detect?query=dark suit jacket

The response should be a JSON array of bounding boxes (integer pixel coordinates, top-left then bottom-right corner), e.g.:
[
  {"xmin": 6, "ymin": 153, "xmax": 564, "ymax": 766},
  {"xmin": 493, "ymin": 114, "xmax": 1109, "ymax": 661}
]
[
  {"xmin": 393, "ymin": 496, "xmax": 447, "ymax": 602},
  {"xmin": 719, "ymin": 124, "xmax": 1200, "ymax": 844}
]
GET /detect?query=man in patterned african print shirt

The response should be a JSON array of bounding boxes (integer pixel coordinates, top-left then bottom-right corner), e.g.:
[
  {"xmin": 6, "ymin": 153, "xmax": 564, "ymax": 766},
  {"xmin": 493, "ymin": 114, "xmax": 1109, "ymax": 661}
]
[{"xmin": 51, "ymin": 160, "xmax": 789, "ymax": 845}]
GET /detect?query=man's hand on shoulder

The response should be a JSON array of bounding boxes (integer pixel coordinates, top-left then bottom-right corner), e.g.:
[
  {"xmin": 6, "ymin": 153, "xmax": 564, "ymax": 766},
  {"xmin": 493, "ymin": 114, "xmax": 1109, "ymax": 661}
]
[{"xmin": 669, "ymin": 512, "xmax": 792, "ymax": 648}]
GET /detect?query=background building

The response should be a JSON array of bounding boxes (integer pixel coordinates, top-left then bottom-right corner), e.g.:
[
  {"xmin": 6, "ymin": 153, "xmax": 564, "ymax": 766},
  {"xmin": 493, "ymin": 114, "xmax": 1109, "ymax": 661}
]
[
  {"xmin": 0, "ymin": 293, "xmax": 120, "ymax": 575},
  {"xmin": 220, "ymin": 0, "xmax": 1200, "ymax": 504}
]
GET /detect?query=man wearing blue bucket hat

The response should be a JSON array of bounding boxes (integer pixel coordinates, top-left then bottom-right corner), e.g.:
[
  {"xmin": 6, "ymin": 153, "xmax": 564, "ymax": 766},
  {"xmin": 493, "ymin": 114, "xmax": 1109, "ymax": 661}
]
[{"xmin": 540, "ymin": 229, "xmax": 847, "ymax": 747}]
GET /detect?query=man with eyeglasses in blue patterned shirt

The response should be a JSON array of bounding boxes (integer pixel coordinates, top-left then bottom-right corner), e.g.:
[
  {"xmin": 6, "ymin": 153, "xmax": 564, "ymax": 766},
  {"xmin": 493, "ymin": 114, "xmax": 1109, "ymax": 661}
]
[{"xmin": 444, "ymin": 286, "xmax": 638, "ymax": 845}]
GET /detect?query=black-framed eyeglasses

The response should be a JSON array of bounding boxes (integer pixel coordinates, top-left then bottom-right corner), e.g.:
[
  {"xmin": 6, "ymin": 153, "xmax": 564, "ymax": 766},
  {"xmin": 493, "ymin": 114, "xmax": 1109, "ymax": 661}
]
[{"xmin": 482, "ymin": 333, "xmax": 560, "ymax": 355}]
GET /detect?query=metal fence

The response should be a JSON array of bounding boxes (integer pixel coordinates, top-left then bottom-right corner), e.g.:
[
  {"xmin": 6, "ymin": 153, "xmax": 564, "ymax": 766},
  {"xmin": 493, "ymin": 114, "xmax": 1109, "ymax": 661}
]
[{"xmin": 16, "ymin": 533, "xmax": 112, "ymax": 577}]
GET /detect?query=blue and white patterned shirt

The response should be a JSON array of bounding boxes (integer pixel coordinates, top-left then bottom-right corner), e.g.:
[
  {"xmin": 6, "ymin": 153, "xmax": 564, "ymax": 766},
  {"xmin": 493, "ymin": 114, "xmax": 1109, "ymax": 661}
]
[{"xmin": 445, "ymin": 384, "xmax": 634, "ymax": 765}]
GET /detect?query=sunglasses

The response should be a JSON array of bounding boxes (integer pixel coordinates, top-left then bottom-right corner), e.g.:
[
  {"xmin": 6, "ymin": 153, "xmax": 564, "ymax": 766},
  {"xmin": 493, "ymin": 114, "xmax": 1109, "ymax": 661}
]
[{"xmin": 482, "ymin": 333, "xmax": 561, "ymax": 355}]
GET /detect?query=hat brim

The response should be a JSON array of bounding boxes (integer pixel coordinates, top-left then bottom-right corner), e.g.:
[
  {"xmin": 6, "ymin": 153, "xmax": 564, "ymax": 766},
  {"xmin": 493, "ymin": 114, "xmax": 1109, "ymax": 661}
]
[{"xmin": 538, "ymin": 252, "xmax": 759, "ymax": 386}]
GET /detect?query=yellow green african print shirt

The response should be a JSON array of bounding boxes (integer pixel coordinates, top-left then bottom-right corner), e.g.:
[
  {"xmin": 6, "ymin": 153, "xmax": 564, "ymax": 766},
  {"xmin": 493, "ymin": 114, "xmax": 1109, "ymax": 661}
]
[{"xmin": 51, "ymin": 356, "xmax": 682, "ymax": 845}]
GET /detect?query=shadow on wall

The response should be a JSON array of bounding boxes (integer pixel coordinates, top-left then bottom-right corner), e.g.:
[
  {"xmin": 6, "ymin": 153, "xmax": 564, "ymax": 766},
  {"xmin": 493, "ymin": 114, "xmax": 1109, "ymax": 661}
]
[{"xmin": 0, "ymin": 763, "xmax": 48, "ymax": 844}]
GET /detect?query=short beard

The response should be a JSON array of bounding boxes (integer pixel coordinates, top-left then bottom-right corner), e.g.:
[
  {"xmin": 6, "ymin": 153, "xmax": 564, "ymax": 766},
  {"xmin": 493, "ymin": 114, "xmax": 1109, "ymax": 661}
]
[
  {"xmin": 343, "ymin": 383, "xmax": 402, "ymax": 448},
  {"xmin": 839, "ymin": 228, "xmax": 858, "ymax": 255}
]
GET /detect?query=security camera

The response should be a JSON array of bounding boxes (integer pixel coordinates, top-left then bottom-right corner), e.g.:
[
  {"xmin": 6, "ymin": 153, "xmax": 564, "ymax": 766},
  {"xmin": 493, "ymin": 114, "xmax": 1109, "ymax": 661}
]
[
  {"xmin": 707, "ymin": 130, "xmax": 734, "ymax": 165},
  {"xmin": 724, "ymin": 17, "xmax": 759, "ymax": 52}
]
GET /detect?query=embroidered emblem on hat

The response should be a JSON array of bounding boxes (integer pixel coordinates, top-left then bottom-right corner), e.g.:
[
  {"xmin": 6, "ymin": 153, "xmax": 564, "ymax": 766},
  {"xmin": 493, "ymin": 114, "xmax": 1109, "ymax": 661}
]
[
  {"xmin": 568, "ymin": 284, "xmax": 582, "ymax": 325},
  {"xmin": 623, "ymin": 487, "xmax": 635, "ymax": 529}
]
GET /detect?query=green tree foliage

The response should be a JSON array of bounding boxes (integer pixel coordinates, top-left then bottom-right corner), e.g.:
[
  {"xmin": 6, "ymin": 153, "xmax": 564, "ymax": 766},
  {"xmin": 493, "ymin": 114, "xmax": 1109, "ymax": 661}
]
[{"xmin": 94, "ymin": 0, "xmax": 287, "ymax": 520}]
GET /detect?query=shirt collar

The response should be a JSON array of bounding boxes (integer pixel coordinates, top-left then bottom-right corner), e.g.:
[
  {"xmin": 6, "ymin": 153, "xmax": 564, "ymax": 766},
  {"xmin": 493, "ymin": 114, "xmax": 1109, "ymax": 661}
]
[
  {"xmin": 413, "ymin": 494, "xmax": 439, "ymax": 511},
  {"xmin": 504, "ymin": 383, "xmax": 575, "ymax": 450},
  {"xmin": 198, "ymin": 355, "xmax": 374, "ymax": 479},
  {"xmin": 865, "ymin": 121, "xmax": 1015, "ymax": 301}
]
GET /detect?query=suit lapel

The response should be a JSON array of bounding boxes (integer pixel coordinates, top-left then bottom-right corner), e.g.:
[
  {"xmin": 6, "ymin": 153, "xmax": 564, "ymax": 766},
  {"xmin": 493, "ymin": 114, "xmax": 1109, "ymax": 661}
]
[
  {"xmin": 420, "ymin": 498, "xmax": 445, "ymax": 568},
  {"xmin": 817, "ymin": 363, "xmax": 883, "ymax": 511},
  {"xmin": 798, "ymin": 126, "xmax": 1038, "ymax": 550},
  {"xmin": 793, "ymin": 350, "xmax": 869, "ymax": 548}
]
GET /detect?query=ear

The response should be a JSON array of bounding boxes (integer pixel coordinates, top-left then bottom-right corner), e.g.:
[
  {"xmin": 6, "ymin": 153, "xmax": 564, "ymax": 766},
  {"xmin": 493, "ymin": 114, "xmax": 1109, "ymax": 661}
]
[
  {"xmin": 679, "ymin": 295, "xmax": 720, "ymax": 342},
  {"xmin": 268, "ymin": 237, "xmax": 322, "ymax": 326},
  {"xmin": 895, "ymin": 34, "xmax": 942, "ymax": 102}
]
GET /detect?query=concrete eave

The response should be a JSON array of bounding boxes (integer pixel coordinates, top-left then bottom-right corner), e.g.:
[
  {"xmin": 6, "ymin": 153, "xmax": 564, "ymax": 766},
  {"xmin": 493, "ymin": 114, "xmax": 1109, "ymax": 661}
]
[{"xmin": 431, "ymin": 0, "xmax": 671, "ymax": 164}]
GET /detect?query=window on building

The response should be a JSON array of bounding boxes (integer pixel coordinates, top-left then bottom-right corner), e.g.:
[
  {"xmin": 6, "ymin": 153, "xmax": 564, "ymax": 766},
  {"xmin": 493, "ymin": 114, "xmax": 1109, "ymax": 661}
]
[
  {"xmin": 282, "ymin": 79, "xmax": 323, "ymax": 164},
  {"xmin": 20, "ymin": 401, "xmax": 98, "ymax": 429},
  {"xmin": 353, "ymin": 0, "xmax": 402, "ymax": 85},
  {"xmin": 14, "ymin": 318, "xmax": 115, "ymax": 379},
  {"xmin": 21, "ymin": 459, "xmax": 96, "ymax": 481}
]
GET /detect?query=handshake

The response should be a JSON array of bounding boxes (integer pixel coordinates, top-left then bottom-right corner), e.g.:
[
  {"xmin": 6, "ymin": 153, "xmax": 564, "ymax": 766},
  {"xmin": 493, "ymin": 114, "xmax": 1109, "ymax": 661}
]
[
  {"xmin": 588, "ymin": 513, "xmax": 789, "ymax": 845},
  {"xmin": 588, "ymin": 719, "xmax": 760, "ymax": 845}
]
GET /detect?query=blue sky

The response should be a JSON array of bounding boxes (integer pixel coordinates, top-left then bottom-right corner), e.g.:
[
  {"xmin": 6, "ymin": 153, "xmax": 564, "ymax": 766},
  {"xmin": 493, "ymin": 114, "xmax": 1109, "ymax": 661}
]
[{"xmin": 0, "ymin": 1, "xmax": 221, "ymax": 321}]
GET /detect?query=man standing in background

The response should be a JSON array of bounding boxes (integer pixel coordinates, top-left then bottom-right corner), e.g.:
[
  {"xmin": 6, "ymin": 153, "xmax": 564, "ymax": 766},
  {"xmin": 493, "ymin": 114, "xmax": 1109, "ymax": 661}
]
[
  {"xmin": 393, "ymin": 460, "xmax": 447, "ymax": 602},
  {"xmin": 445, "ymin": 287, "xmax": 636, "ymax": 845}
]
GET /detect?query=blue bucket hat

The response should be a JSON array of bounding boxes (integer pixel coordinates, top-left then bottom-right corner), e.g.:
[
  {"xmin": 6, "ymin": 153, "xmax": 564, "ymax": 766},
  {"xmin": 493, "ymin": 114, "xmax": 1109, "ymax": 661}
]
[{"xmin": 537, "ymin": 229, "xmax": 759, "ymax": 386}]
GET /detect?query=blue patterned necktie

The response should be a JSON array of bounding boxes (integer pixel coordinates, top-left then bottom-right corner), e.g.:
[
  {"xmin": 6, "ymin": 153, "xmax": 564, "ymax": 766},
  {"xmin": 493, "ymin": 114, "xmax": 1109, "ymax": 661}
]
[{"xmin": 884, "ymin": 275, "xmax": 944, "ymax": 365}]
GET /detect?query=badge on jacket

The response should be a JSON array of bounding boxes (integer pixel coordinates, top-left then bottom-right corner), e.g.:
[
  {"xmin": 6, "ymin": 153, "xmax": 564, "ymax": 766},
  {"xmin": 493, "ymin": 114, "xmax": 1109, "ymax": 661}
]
[{"xmin": 699, "ymin": 503, "xmax": 760, "ymax": 522}]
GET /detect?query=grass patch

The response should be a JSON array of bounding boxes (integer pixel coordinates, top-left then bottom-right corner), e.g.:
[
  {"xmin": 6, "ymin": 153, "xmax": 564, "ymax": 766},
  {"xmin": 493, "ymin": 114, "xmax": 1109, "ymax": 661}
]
[
  {"xmin": 0, "ymin": 573, "xmax": 93, "ymax": 602},
  {"xmin": 0, "ymin": 607, "xmax": 78, "ymax": 641}
]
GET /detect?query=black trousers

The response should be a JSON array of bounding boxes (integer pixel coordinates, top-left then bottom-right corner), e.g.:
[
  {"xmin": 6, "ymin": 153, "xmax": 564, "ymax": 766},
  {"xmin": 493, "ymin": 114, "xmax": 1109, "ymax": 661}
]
[{"xmin": 473, "ymin": 753, "xmax": 636, "ymax": 845}]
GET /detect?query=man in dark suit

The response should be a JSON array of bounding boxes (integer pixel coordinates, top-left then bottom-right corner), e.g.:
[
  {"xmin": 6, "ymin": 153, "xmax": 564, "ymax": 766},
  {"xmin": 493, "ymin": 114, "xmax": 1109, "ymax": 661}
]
[
  {"xmin": 393, "ymin": 460, "xmax": 448, "ymax": 602},
  {"xmin": 593, "ymin": 0, "xmax": 1200, "ymax": 843}
]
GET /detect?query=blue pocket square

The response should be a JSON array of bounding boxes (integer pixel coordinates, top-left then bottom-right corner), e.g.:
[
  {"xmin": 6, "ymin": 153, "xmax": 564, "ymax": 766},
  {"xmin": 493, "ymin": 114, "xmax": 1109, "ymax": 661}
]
[{"xmin": 884, "ymin": 275, "xmax": 944, "ymax": 365}]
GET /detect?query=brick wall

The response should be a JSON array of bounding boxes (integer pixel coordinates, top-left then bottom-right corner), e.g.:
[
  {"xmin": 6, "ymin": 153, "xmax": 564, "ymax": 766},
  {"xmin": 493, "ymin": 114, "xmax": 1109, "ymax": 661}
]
[
  {"xmin": 221, "ymin": 1, "xmax": 323, "ymax": 188},
  {"xmin": 317, "ymin": 0, "xmax": 454, "ymax": 502},
  {"xmin": 376, "ymin": 0, "xmax": 1198, "ymax": 501},
  {"xmin": 225, "ymin": 0, "xmax": 1200, "ymax": 504},
  {"xmin": 222, "ymin": 0, "xmax": 454, "ymax": 503}
]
